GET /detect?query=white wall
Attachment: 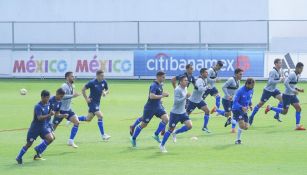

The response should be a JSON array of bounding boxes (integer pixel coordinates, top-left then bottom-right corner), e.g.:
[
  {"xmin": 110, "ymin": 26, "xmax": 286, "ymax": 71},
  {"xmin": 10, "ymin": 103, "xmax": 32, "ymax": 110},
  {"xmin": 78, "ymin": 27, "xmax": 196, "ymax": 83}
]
[{"xmin": 0, "ymin": 0, "xmax": 268, "ymax": 21}]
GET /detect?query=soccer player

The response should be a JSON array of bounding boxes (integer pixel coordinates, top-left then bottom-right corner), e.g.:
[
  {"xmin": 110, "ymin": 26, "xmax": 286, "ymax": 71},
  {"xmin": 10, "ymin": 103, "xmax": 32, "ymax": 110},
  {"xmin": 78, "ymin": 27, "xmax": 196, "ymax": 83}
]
[
  {"xmin": 160, "ymin": 75, "xmax": 191, "ymax": 153},
  {"xmin": 130, "ymin": 71, "xmax": 169, "ymax": 147},
  {"xmin": 171, "ymin": 63, "xmax": 196, "ymax": 89},
  {"xmin": 205, "ymin": 61, "xmax": 223, "ymax": 110},
  {"xmin": 16, "ymin": 90, "xmax": 55, "ymax": 164},
  {"xmin": 77, "ymin": 70, "xmax": 111, "ymax": 141},
  {"xmin": 52, "ymin": 71, "xmax": 83, "ymax": 148},
  {"xmin": 211, "ymin": 68, "xmax": 243, "ymax": 133},
  {"xmin": 232, "ymin": 78, "xmax": 255, "ymax": 144},
  {"xmin": 130, "ymin": 64, "xmax": 195, "ymax": 136},
  {"xmin": 186, "ymin": 68, "xmax": 211, "ymax": 133},
  {"xmin": 47, "ymin": 88, "xmax": 68, "ymax": 132},
  {"xmin": 249, "ymin": 59, "xmax": 284, "ymax": 125},
  {"xmin": 265, "ymin": 62, "xmax": 305, "ymax": 130}
]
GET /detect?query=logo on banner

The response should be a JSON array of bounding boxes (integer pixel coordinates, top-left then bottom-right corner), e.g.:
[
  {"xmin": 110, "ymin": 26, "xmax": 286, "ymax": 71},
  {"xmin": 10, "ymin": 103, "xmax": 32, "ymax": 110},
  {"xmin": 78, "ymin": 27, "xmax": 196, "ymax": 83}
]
[
  {"xmin": 146, "ymin": 52, "xmax": 234, "ymax": 71},
  {"xmin": 281, "ymin": 53, "xmax": 296, "ymax": 77},
  {"xmin": 76, "ymin": 55, "xmax": 132, "ymax": 73},
  {"xmin": 13, "ymin": 55, "xmax": 68, "ymax": 73},
  {"xmin": 236, "ymin": 55, "xmax": 250, "ymax": 71}
]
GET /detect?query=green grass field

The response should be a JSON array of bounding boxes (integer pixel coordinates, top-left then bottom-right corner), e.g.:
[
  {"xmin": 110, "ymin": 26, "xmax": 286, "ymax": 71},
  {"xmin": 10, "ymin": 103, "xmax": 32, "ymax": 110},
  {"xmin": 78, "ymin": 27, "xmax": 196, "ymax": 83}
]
[{"xmin": 1, "ymin": 79, "xmax": 307, "ymax": 175}]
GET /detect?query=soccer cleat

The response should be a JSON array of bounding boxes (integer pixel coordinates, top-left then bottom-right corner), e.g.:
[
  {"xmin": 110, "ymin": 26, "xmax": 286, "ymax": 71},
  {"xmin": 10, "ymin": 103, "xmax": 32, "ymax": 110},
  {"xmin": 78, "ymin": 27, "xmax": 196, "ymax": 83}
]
[
  {"xmin": 265, "ymin": 105, "xmax": 271, "ymax": 114},
  {"xmin": 33, "ymin": 154, "xmax": 46, "ymax": 161},
  {"xmin": 224, "ymin": 117, "xmax": 232, "ymax": 127},
  {"xmin": 235, "ymin": 140, "xmax": 242, "ymax": 144},
  {"xmin": 16, "ymin": 158, "xmax": 23, "ymax": 165},
  {"xmin": 231, "ymin": 128, "xmax": 236, "ymax": 133},
  {"xmin": 130, "ymin": 137, "xmax": 136, "ymax": 147},
  {"xmin": 159, "ymin": 144, "xmax": 168, "ymax": 153},
  {"xmin": 102, "ymin": 134, "xmax": 111, "ymax": 141},
  {"xmin": 129, "ymin": 125, "xmax": 135, "ymax": 136},
  {"xmin": 274, "ymin": 115, "xmax": 282, "ymax": 122},
  {"xmin": 202, "ymin": 127, "xmax": 211, "ymax": 133},
  {"xmin": 67, "ymin": 139, "xmax": 78, "ymax": 148},
  {"xmin": 295, "ymin": 125, "xmax": 306, "ymax": 131},
  {"xmin": 210, "ymin": 106, "xmax": 217, "ymax": 114},
  {"xmin": 172, "ymin": 132, "xmax": 177, "ymax": 143},
  {"xmin": 152, "ymin": 134, "xmax": 161, "ymax": 143}
]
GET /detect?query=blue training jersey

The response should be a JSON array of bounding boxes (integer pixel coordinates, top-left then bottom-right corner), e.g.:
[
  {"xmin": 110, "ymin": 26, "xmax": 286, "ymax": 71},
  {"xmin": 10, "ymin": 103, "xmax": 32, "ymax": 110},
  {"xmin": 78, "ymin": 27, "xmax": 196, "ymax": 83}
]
[
  {"xmin": 232, "ymin": 86, "xmax": 254, "ymax": 111},
  {"xmin": 48, "ymin": 96, "xmax": 62, "ymax": 123},
  {"xmin": 176, "ymin": 72, "xmax": 196, "ymax": 88},
  {"xmin": 31, "ymin": 101, "xmax": 50, "ymax": 127},
  {"xmin": 145, "ymin": 81, "xmax": 163, "ymax": 109},
  {"xmin": 85, "ymin": 79, "xmax": 109, "ymax": 104}
]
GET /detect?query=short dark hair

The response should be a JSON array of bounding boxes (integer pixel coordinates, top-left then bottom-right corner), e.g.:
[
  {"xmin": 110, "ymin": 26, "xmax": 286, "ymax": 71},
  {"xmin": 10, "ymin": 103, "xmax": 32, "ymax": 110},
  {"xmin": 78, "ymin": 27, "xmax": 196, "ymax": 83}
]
[
  {"xmin": 96, "ymin": 70, "xmax": 104, "ymax": 76},
  {"xmin": 245, "ymin": 78, "xmax": 255, "ymax": 85},
  {"xmin": 234, "ymin": 68, "xmax": 243, "ymax": 75},
  {"xmin": 217, "ymin": 60, "xmax": 224, "ymax": 67},
  {"xmin": 178, "ymin": 75, "xmax": 187, "ymax": 82},
  {"xmin": 65, "ymin": 71, "xmax": 73, "ymax": 78},
  {"xmin": 41, "ymin": 90, "xmax": 50, "ymax": 97},
  {"xmin": 156, "ymin": 71, "xmax": 166, "ymax": 77},
  {"xmin": 200, "ymin": 68, "xmax": 207, "ymax": 74},
  {"xmin": 274, "ymin": 58, "xmax": 281, "ymax": 65},
  {"xmin": 186, "ymin": 64, "xmax": 193, "ymax": 70},
  {"xmin": 56, "ymin": 88, "xmax": 65, "ymax": 95},
  {"xmin": 296, "ymin": 62, "xmax": 304, "ymax": 68}
]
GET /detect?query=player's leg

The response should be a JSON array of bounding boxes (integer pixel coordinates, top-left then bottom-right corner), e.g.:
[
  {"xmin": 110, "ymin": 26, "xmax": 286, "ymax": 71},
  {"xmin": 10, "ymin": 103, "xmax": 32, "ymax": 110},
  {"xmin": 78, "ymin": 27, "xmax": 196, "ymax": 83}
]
[
  {"xmin": 130, "ymin": 116, "xmax": 143, "ymax": 136},
  {"xmin": 211, "ymin": 87, "xmax": 221, "ymax": 109},
  {"xmin": 235, "ymin": 112, "xmax": 249, "ymax": 144},
  {"xmin": 273, "ymin": 94, "xmax": 283, "ymax": 122},
  {"xmin": 249, "ymin": 90, "xmax": 269, "ymax": 125},
  {"xmin": 16, "ymin": 131, "xmax": 36, "ymax": 164},
  {"xmin": 200, "ymin": 103, "xmax": 211, "ymax": 133},
  {"xmin": 95, "ymin": 111, "xmax": 111, "ymax": 140},
  {"xmin": 67, "ymin": 112, "xmax": 80, "ymax": 148},
  {"xmin": 34, "ymin": 131, "xmax": 55, "ymax": 160},
  {"xmin": 160, "ymin": 114, "xmax": 177, "ymax": 152},
  {"xmin": 267, "ymin": 94, "xmax": 289, "ymax": 115},
  {"xmin": 292, "ymin": 99, "xmax": 305, "ymax": 130},
  {"xmin": 130, "ymin": 109, "xmax": 152, "ymax": 147},
  {"xmin": 52, "ymin": 115, "xmax": 65, "ymax": 130},
  {"xmin": 153, "ymin": 112, "xmax": 169, "ymax": 143}
]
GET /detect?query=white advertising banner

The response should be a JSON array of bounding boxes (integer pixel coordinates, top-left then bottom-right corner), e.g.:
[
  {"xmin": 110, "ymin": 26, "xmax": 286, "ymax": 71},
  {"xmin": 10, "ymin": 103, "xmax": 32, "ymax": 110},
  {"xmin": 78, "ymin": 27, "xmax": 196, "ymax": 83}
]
[
  {"xmin": 10, "ymin": 51, "xmax": 134, "ymax": 78},
  {"xmin": 265, "ymin": 52, "xmax": 307, "ymax": 79}
]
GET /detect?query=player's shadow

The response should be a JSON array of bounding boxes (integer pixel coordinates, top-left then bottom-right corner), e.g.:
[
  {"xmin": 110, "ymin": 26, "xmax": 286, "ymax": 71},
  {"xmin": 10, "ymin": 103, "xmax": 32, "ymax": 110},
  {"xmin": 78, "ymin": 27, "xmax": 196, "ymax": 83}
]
[
  {"xmin": 213, "ymin": 143, "xmax": 237, "ymax": 150},
  {"xmin": 45, "ymin": 151, "xmax": 76, "ymax": 157}
]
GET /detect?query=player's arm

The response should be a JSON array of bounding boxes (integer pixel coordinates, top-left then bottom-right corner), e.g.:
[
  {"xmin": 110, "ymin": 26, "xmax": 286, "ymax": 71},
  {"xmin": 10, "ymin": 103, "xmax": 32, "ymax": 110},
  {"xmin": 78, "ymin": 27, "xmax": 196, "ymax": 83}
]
[
  {"xmin": 149, "ymin": 84, "xmax": 169, "ymax": 99},
  {"xmin": 54, "ymin": 111, "xmax": 68, "ymax": 118},
  {"xmin": 268, "ymin": 71, "xmax": 281, "ymax": 84},
  {"xmin": 222, "ymin": 79, "xmax": 231, "ymax": 99},
  {"xmin": 82, "ymin": 85, "xmax": 91, "ymax": 103},
  {"xmin": 284, "ymin": 74, "xmax": 298, "ymax": 94},
  {"xmin": 174, "ymin": 89, "xmax": 186, "ymax": 104},
  {"xmin": 207, "ymin": 69, "xmax": 216, "ymax": 84},
  {"xmin": 36, "ymin": 107, "xmax": 54, "ymax": 121},
  {"xmin": 196, "ymin": 79, "xmax": 208, "ymax": 92},
  {"xmin": 62, "ymin": 85, "xmax": 79, "ymax": 100},
  {"xmin": 171, "ymin": 76, "xmax": 178, "ymax": 89},
  {"xmin": 102, "ymin": 82, "xmax": 109, "ymax": 97}
]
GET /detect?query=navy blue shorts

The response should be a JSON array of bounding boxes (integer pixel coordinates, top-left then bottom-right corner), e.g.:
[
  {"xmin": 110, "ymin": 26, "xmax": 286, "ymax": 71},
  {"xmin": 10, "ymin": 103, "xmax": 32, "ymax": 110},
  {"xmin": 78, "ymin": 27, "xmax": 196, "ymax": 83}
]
[
  {"xmin": 88, "ymin": 102, "xmax": 100, "ymax": 113},
  {"xmin": 203, "ymin": 87, "xmax": 219, "ymax": 99},
  {"xmin": 27, "ymin": 125, "xmax": 51, "ymax": 143},
  {"xmin": 282, "ymin": 94, "xmax": 299, "ymax": 109},
  {"xmin": 169, "ymin": 112, "xmax": 190, "ymax": 128},
  {"xmin": 222, "ymin": 98, "xmax": 233, "ymax": 112},
  {"xmin": 142, "ymin": 107, "xmax": 167, "ymax": 123},
  {"xmin": 186, "ymin": 100, "xmax": 207, "ymax": 114},
  {"xmin": 260, "ymin": 89, "xmax": 281, "ymax": 102},
  {"xmin": 232, "ymin": 110, "xmax": 248, "ymax": 123},
  {"xmin": 53, "ymin": 110, "xmax": 76, "ymax": 125}
]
